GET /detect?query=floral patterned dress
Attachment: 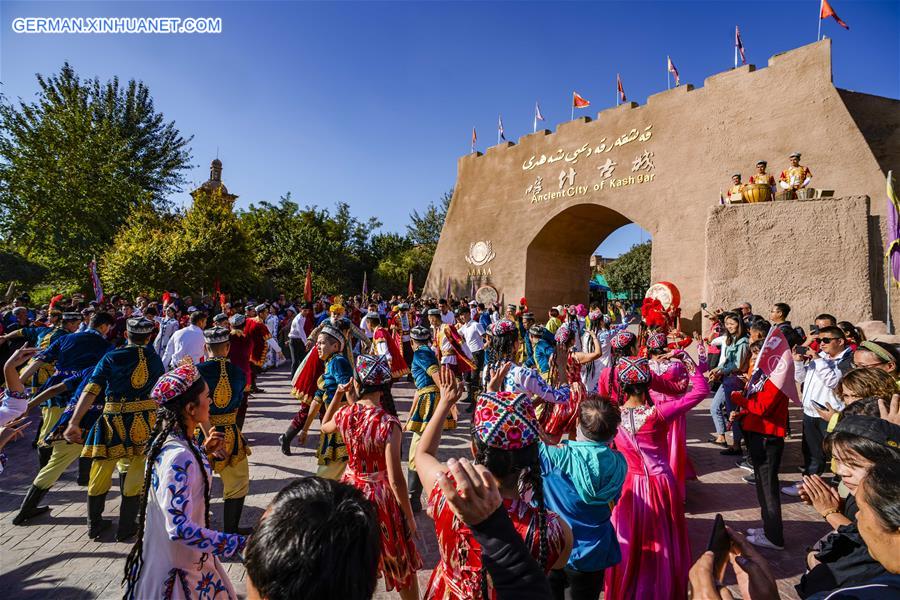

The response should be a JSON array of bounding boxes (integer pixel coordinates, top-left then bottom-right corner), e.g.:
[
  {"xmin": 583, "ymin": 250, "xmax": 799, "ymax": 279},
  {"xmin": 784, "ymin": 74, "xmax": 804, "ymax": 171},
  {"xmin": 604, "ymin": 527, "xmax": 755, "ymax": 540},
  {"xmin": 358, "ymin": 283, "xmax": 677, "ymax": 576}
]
[
  {"xmin": 541, "ymin": 349, "xmax": 585, "ymax": 437},
  {"xmin": 335, "ymin": 402, "xmax": 422, "ymax": 591},
  {"xmin": 129, "ymin": 434, "xmax": 245, "ymax": 600},
  {"xmin": 425, "ymin": 473, "xmax": 566, "ymax": 599}
]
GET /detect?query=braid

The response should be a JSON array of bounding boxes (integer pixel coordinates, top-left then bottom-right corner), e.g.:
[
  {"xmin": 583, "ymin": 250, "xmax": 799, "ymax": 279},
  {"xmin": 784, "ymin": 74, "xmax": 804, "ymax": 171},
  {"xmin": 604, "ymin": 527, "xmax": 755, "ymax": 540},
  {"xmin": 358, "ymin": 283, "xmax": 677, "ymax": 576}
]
[
  {"xmin": 522, "ymin": 463, "xmax": 549, "ymax": 571},
  {"xmin": 177, "ymin": 412, "xmax": 211, "ymax": 528},
  {"xmin": 123, "ymin": 408, "xmax": 176, "ymax": 597}
]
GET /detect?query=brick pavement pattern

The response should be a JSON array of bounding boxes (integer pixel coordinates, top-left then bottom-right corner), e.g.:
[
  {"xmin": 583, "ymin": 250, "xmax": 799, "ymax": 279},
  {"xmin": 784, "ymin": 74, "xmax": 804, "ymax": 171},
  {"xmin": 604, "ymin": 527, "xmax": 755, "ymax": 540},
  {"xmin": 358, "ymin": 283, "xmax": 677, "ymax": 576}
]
[{"xmin": 0, "ymin": 365, "xmax": 830, "ymax": 598}]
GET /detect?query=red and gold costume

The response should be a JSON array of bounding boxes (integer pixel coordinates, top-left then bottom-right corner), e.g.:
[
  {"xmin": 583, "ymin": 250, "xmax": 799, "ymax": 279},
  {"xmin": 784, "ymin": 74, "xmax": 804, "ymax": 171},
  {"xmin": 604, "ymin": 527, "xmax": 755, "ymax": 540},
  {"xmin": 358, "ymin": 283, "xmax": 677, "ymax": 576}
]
[
  {"xmin": 372, "ymin": 325, "xmax": 410, "ymax": 379},
  {"xmin": 244, "ymin": 317, "xmax": 270, "ymax": 368},
  {"xmin": 779, "ymin": 165, "xmax": 812, "ymax": 190},
  {"xmin": 749, "ymin": 172, "xmax": 776, "ymax": 187},
  {"xmin": 726, "ymin": 182, "xmax": 745, "ymax": 202},
  {"xmin": 433, "ymin": 323, "xmax": 475, "ymax": 375}
]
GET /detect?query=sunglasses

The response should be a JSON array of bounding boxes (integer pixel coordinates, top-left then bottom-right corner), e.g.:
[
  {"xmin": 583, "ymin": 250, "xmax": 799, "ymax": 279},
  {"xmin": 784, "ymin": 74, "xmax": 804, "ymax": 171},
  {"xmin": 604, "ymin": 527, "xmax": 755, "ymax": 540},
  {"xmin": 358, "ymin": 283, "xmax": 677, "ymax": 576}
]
[
  {"xmin": 851, "ymin": 360, "xmax": 885, "ymax": 369},
  {"xmin": 818, "ymin": 337, "xmax": 842, "ymax": 344}
]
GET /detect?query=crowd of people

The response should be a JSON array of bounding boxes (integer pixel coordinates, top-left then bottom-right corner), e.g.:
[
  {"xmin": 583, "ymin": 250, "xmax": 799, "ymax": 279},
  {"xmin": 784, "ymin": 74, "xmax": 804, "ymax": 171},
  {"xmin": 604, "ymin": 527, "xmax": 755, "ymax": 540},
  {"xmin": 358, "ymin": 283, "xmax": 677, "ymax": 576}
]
[{"xmin": 0, "ymin": 289, "xmax": 898, "ymax": 600}]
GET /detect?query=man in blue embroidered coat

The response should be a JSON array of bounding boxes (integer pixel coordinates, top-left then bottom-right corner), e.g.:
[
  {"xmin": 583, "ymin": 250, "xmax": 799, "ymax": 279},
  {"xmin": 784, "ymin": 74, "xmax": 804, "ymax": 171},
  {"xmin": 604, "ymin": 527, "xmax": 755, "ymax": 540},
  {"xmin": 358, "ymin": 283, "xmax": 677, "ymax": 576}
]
[
  {"xmin": 405, "ymin": 325, "xmax": 456, "ymax": 511},
  {"xmin": 64, "ymin": 317, "xmax": 165, "ymax": 540},
  {"xmin": 18, "ymin": 311, "xmax": 114, "ymax": 470},
  {"xmin": 196, "ymin": 326, "xmax": 251, "ymax": 535},
  {"xmin": 299, "ymin": 324, "xmax": 353, "ymax": 480},
  {"xmin": 0, "ymin": 309, "xmax": 69, "ymax": 389},
  {"xmin": 13, "ymin": 367, "xmax": 106, "ymax": 525}
]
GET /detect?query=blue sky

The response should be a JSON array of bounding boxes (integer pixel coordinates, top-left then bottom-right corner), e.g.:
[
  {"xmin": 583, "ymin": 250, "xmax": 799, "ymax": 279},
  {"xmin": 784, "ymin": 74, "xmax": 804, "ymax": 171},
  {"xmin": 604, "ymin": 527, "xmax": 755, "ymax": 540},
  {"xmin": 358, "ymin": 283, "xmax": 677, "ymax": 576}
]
[{"xmin": 2, "ymin": 0, "xmax": 898, "ymax": 257}]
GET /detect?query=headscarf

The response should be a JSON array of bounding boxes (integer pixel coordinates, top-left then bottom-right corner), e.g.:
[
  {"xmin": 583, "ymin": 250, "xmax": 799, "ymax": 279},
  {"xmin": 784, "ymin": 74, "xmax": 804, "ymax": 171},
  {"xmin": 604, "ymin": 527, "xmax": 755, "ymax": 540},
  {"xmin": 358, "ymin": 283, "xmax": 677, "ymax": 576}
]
[
  {"xmin": 611, "ymin": 330, "xmax": 636, "ymax": 350},
  {"xmin": 491, "ymin": 319, "xmax": 517, "ymax": 336},
  {"xmin": 355, "ymin": 354, "xmax": 392, "ymax": 386},
  {"xmin": 646, "ymin": 332, "xmax": 668, "ymax": 351},
  {"xmin": 473, "ymin": 391, "xmax": 540, "ymax": 450},
  {"xmin": 151, "ymin": 363, "xmax": 201, "ymax": 406},
  {"xmin": 554, "ymin": 323, "xmax": 573, "ymax": 345},
  {"xmin": 615, "ymin": 356, "xmax": 652, "ymax": 385}
]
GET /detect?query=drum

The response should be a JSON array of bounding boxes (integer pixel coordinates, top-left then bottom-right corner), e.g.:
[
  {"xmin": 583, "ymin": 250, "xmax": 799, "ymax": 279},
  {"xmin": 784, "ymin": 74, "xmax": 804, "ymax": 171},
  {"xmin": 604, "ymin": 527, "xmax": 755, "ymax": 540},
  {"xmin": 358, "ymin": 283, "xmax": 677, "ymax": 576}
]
[
  {"xmin": 796, "ymin": 188, "xmax": 817, "ymax": 200},
  {"xmin": 742, "ymin": 183, "xmax": 772, "ymax": 203},
  {"xmin": 475, "ymin": 285, "xmax": 499, "ymax": 307},
  {"xmin": 645, "ymin": 281, "xmax": 681, "ymax": 311},
  {"xmin": 775, "ymin": 189, "xmax": 795, "ymax": 201}
]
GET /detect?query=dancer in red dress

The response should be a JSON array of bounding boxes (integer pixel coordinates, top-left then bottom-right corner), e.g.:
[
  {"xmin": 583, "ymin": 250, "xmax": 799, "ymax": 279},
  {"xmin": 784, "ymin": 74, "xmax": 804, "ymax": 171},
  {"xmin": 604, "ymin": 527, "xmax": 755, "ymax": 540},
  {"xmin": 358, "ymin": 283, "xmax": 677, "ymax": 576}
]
[
  {"xmin": 540, "ymin": 322, "xmax": 602, "ymax": 443},
  {"xmin": 414, "ymin": 367, "xmax": 572, "ymax": 599},
  {"xmin": 321, "ymin": 354, "xmax": 421, "ymax": 598}
]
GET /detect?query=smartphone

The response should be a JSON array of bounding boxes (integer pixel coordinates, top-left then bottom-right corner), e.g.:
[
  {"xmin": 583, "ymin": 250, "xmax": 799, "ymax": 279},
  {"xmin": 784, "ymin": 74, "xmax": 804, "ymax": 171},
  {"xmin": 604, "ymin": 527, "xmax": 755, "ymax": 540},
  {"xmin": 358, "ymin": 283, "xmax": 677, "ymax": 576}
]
[
  {"xmin": 811, "ymin": 399, "xmax": 830, "ymax": 411},
  {"xmin": 810, "ymin": 324, "xmax": 819, "ymax": 335},
  {"xmin": 795, "ymin": 345, "xmax": 809, "ymax": 356},
  {"xmin": 707, "ymin": 514, "xmax": 730, "ymax": 583},
  {"xmin": 700, "ymin": 302, "xmax": 707, "ymax": 309}
]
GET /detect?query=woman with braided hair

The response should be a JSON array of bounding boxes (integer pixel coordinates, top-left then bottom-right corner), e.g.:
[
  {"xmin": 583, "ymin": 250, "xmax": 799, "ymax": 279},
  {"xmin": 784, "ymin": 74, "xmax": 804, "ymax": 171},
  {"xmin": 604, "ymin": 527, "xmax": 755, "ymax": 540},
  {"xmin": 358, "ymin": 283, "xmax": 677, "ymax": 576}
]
[
  {"xmin": 124, "ymin": 363, "xmax": 245, "ymax": 600},
  {"xmin": 540, "ymin": 323, "xmax": 603, "ymax": 443},
  {"xmin": 604, "ymin": 354, "xmax": 709, "ymax": 600},
  {"xmin": 415, "ymin": 365, "xmax": 573, "ymax": 599}
]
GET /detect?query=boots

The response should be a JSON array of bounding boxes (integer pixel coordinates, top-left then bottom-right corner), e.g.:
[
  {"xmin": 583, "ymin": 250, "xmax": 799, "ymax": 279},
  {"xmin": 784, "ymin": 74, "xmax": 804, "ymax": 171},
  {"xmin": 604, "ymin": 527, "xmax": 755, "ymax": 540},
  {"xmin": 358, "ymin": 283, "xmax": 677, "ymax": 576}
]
[
  {"xmin": 116, "ymin": 495, "xmax": 140, "ymax": 541},
  {"xmin": 37, "ymin": 447, "xmax": 53, "ymax": 470},
  {"xmin": 77, "ymin": 457, "xmax": 91, "ymax": 486},
  {"xmin": 223, "ymin": 497, "xmax": 253, "ymax": 535},
  {"xmin": 87, "ymin": 493, "xmax": 111, "ymax": 540},
  {"xmin": 279, "ymin": 425, "xmax": 300, "ymax": 456},
  {"xmin": 12, "ymin": 485, "xmax": 51, "ymax": 525},
  {"xmin": 407, "ymin": 470, "xmax": 423, "ymax": 513}
]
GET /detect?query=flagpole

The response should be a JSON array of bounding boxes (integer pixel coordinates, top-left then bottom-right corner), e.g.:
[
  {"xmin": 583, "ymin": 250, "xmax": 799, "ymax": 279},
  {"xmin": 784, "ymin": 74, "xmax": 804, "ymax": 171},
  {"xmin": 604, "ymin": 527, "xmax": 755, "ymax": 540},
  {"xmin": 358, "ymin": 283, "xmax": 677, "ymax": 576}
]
[
  {"xmin": 615, "ymin": 75, "xmax": 619, "ymax": 106},
  {"xmin": 667, "ymin": 58, "xmax": 671, "ymax": 90},
  {"xmin": 817, "ymin": 0, "xmax": 823, "ymax": 40},
  {"xmin": 571, "ymin": 95, "xmax": 574, "ymax": 121}
]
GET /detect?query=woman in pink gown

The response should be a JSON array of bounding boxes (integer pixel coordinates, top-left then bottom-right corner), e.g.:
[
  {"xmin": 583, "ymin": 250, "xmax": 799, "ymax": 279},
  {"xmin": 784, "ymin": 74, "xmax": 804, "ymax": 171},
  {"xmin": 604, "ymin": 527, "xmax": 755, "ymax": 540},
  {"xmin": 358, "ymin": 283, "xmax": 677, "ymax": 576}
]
[
  {"xmin": 646, "ymin": 333, "xmax": 696, "ymax": 496},
  {"xmin": 604, "ymin": 354, "xmax": 709, "ymax": 600}
]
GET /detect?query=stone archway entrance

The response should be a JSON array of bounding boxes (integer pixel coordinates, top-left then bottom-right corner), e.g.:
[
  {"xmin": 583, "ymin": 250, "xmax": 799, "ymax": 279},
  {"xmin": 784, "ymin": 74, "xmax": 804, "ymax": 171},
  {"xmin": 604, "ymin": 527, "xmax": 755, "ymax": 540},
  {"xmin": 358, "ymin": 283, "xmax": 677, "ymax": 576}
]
[
  {"xmin": 525, "ymin": 203, "xmax": 637, "ymax": 315},
  {"xmin": 425, "ymin": 40, "xmax": 899, "ymax": 330}
]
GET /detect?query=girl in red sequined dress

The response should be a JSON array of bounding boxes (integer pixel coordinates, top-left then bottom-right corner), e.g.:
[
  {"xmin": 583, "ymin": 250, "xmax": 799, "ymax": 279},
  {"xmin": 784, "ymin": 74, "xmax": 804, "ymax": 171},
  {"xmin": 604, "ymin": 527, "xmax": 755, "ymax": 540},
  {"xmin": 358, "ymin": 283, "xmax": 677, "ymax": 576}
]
[
  {"xmin": 414, "ymin": 366, "xmax": 572, "ymax": 600},
  {"xmin": 321, "ymin": 354, "xmax": 421, "ymax": 598}
]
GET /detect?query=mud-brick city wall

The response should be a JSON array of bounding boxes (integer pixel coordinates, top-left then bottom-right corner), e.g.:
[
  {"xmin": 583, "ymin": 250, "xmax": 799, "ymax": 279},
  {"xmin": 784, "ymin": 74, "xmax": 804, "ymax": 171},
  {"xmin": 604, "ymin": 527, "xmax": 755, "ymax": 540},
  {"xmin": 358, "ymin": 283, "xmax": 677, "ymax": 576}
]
[{"xmin": 704, "ymin": 196, "xmax": 873, "ymax": 332}]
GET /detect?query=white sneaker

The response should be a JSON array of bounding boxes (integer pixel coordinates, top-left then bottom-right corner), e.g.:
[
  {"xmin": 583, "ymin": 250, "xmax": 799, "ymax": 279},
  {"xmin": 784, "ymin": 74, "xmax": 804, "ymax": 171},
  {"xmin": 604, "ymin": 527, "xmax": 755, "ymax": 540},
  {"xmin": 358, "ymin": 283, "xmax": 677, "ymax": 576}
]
[
  {"xmin": 781, "ymin": 482, "xmax": 802, "ymax": 496},
  {"xmin": 747, "ymin": 533, "xmax": 784, "ymax": 550},
  {"xmin": 747, "ymin": 527, "xmax": 763, "ymax": 535}
]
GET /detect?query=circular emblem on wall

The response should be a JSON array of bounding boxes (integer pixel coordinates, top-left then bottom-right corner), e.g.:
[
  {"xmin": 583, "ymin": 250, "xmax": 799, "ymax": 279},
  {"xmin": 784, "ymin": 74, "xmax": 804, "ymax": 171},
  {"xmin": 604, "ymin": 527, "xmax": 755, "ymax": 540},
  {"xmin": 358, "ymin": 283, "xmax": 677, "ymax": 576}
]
[
  {"xmin": 475, "ymin": 285, "xmax": 499, "ymax": 306},
  {"xmin": 465, "ymin": 240, "xmax": 496, "ymax": 266}
]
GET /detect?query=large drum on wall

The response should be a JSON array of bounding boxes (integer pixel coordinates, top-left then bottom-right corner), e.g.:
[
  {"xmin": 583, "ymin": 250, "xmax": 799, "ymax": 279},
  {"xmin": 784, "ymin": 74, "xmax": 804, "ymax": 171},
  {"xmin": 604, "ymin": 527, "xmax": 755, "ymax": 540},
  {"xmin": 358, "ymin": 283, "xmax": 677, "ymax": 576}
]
[
  {"xmin": 742, "ymin": 183, "xmax": 772, "ymax": 203},
  {"xmin": 645, "ymin": 281, "xmax": 681, "ymax": 311},
  {"xmin": 475, "ymin": 285, "xmax": 499, "ymax": 307}
]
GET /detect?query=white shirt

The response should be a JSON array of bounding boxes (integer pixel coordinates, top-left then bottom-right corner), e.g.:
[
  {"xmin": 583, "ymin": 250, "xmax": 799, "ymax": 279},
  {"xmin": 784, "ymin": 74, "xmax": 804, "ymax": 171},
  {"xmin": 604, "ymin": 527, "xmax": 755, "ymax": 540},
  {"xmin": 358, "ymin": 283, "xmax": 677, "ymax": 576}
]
[
  {"xmin": 459, "ymin": 320, "xmax": 485, "ymax": 353},
  {"xmin": 794, "ymin": 347, "xmax": 850, "ymax": 417},
  {"xmin": 162, "ymin": 324, "xmax": 206, "ymax": 368},
  {"xmin": 440, "ymin": 310, "xmax": 456, "ymax": 326},
  {"xmin": 288, "ymin": 313, "xmax": 308, "ymax": 343}
]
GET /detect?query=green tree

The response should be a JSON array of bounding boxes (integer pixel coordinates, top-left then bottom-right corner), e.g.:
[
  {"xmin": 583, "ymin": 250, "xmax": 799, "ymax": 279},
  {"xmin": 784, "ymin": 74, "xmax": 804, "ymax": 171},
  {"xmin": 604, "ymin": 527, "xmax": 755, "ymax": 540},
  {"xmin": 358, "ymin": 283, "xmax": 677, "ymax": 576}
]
[
  {"xmin": 101, "ymin": 203, "xmax": 178, "ymax": 296},
  {"xmin": 0, "ymin": 63, "xmax": 191, "ymax": 282},
  {"xmin": 406, "ymin": 189, "xmax": 452, "ymax": 249},
  {"xmin": 167, "ymin": 188, "xmax": 256, "ymax": 294},
  {"xmin": 0, "ymin": 249, "xmax": 49, "ymax": 286},
  {"xmin": 102, "ymin": 189, "xmax": 255, "ymax": 296},
  {"xmin": 604, "ymin": 241, "xmax": 652, "ymax": 295}
]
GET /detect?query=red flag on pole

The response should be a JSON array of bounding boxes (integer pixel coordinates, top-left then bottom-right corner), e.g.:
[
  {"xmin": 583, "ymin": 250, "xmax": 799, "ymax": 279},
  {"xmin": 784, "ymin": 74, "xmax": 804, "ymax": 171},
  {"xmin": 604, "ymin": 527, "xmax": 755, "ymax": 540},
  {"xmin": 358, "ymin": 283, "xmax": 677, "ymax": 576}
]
[
  {"xmin": 747, "ymin": 325, "xmax": 800, "ymax": 406},
  {"xmin": 407, "ymin": 272, "xmax": 414, "ymax": 297},
  {"xmin": 820, "ymin": 0, "xmax": 849, "ymax": 29},
  {"xmin": 616, "ymin": 74, "xmax": 627, "ymax": 103},
  {"xmin": 572, "ymin": 91, "xmax": 590, "ymax": 108},
  {"xmin": 303, "ymin": 265, "xmax": 313, "ymax": 303},
  {"xmin": 471, "ymin": 127, "xmax": 477, "ymax": 153}
]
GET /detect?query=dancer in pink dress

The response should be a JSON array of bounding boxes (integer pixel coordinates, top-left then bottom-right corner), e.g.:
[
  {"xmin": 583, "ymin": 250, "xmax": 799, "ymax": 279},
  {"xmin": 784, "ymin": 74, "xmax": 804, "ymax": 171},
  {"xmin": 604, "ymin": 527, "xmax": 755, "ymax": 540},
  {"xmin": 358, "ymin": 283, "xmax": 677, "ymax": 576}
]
[
  {"xmin": 646, "ymin": 333, "xmax": 696, "ymax": 496},
  {"xmin": 604, "ymin": 354, "xmax": 709, "ymax": 600}
]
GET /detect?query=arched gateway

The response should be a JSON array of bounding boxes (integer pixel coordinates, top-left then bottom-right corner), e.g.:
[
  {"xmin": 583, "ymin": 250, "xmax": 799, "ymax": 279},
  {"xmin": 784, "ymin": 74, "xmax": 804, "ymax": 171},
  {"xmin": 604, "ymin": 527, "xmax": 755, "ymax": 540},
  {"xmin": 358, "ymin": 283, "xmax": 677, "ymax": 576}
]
[{"xmin": 426, "ymin": 40, "xmax": 900, "ymax": 331}]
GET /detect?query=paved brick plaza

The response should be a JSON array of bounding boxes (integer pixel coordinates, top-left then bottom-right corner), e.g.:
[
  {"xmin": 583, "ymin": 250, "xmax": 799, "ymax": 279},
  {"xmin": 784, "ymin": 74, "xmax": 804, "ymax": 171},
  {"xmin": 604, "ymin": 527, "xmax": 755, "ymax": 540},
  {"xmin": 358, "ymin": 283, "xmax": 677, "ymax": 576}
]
[{"xmin": 1, "ymin": 365, "xmax": 830, "ymax": 598}]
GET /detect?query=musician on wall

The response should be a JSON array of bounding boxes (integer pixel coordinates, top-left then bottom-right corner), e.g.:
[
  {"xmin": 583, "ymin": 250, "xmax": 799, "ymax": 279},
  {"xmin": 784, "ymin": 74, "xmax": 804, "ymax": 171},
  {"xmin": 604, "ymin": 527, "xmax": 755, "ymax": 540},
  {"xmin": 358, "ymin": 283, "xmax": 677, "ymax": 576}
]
[
  {"xmin": 726, "ymin": 173, "xmax": 745, "ymax": 203},
  {"xmin": 749, "ymin": 160, "xmax": 777, "ymax": 198},
  {"xmin": 778, "ymin": 152, "xmax": 812, "ymax": 199}
]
